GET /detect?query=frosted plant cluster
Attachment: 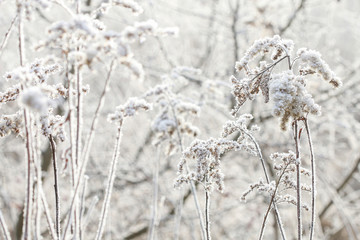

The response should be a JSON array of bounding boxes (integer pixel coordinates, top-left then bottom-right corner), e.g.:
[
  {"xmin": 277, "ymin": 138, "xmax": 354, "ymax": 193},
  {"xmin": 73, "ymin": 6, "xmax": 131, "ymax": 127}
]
[
  {"xmin": 175, "ymin": 138, "xmax": 244, "ymax": 192},
  {"xmin": 107, "ymin": 97, "xmax": 152, "ymax": 124},
  {"xmin": 231, "ymin": 35, "xmax": 342, "ymax": 130},
  {"xmin": 0, "ymin": 1, "xmax": 352, "ymax": 240},
  {"xmin": 145, "ymin": 78, "xmax": 201, "ymax": 154}
]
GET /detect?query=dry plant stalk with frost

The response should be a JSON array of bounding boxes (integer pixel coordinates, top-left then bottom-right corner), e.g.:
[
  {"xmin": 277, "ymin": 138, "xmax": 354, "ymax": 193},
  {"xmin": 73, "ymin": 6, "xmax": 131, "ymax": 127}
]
[
  {"xmin": 174, "ymin": 35, "xmax": 341, "ymax": 240},
  {"xmin": 231, "ymin": 35, "xmax": 341, "ymax": 240},
  {"xmin": 144, "ymin": 73, "xmax": 204, "ymax": 240},
  {"xmin": 96, "ymin": 97, "xmax": 151, "ymax": 240},
  {"xmin": 0, "ymin": 0, "xmax": 177, "ymax": 239}
]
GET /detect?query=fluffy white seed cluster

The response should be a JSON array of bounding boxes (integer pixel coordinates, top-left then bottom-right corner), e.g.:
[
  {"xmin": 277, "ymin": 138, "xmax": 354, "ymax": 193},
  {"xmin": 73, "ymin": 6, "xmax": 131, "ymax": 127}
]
[
  {"xmin": 4, "ymin": 58, "xmax": 61, "ymax": 85},
  {"xmin": 107, "ymin": 98, "xmax": 152, "ymax": 125},
  {"xmin": 0, "ymin": 84, "xmax": 21, "ymax": 103},
  {"xmin": 230, "ymin": 35, "xmax": 341, "ymax": 130},
  {"xmin": 297, "ymin": 48, "xmax": 342, "ymax": 88},
  {"xmin": 112, "ymin": 0, "xmax": 144, "ymax": 15},
  {"xmin": 40, "ymin": 111, "xmax": 66, "ymax": 141},
  {"xmin": 121, "ymin": 19, "xmax": 179, "ymax": 44},
  {"xmin": 175, "ymin": 138, "xmax": 243, "ymax": 193},
  {"xmin": 0, "ymin": 111, "xmax": 23, "ymax": 138},
  {"xmin": 1, "ymin": 58, "xmax": 68, "ymax": 141},
  {"xmin": 269, "ymin": 71, "xmax": 321, "ymax": 130},
  {"xmin": 235, "ymin": 35, "xmax": 293, "ymax": 73}
]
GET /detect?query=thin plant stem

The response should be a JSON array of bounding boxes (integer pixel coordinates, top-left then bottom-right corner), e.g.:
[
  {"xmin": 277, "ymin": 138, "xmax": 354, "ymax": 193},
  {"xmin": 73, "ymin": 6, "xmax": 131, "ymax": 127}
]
[
  {"xmin": 80, "ymin": 59, "xmax": 116, "ymax": 173},
  {"xmin": 174, "ymin": 187, "xmax": 184, "ymax": 240},
  {"xmin": 304, "ymin": 118, "xmax": 316, "ymax": 240},
  {"xmin": 205, "ymin": 189, "xmax": 211, "ymax": 240},
  {"xmin": 18, "ymin": 8, "xmax": 33, "ymax": 240},
  {"xmin": 49, "ymin": 136, "xmax": 61, "ymax": 240},
  {"xmin": 62, "ymin": 60, "xmax": 116, "ymax": 240},
  {"xmin": 40, "ymin": 188, "xmax": 57, "ymax": 240},
  {"xmin": 76, "ymin": 65, "xmax": 82, "ymax": 167},
  {"xmin": 65, "ymin": 54, "xmax": 77, "ymax": 187},
  {"xmin": 74, "ymin": 64, "xmax": 83, "ymax": 239},
  {"xmin": 293, "ymin": 121, "xmax": 302, "ymax": 240},
  {"xmin": 243, "ymin": 130, "xmax": 287, "ymax": 240},
  {"xmin": 0, "ymin": 14, "xmax": 18, "ymax": 57},
  {"xmin": 148, "ymin": 147, "xmax": 160, "ymax": 240},
  {"xmin": 95, "ymin": 123, "xmax": 123, "ymax": 240},
  {"xmin": 79, "ymin": 175, "xmax": 89, "ymax": 240},
  {"xmin": 33, "ymin": 134, "xmax": 42, "ymax": 240},
  {"xmin": 0, "ymin": 209, "xmax": 11, "ymax": 240}
]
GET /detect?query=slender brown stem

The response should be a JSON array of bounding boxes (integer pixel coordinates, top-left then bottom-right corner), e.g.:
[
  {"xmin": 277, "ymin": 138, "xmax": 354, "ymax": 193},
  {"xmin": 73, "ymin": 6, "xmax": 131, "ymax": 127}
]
[
  {"xmin": 294, "ymin": 121, "xmax": 302, "ymax": 240},
  {"xmin": 49, "ymin": 136, "xmax": 61, "ymax": 240},
  {"xmin": 304, "ymin": 118, "xmax": 316, "ymax": 240}
]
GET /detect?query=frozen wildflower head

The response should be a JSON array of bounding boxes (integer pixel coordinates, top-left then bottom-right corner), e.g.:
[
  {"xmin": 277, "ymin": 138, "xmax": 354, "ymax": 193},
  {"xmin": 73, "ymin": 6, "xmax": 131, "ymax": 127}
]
[
  {"xmin": 0, "ymin": 84, "xmax": 21, "ymax": 104},
  {"xmin": 145, "ymin": 83, "xmax": 201, "ymax": 154},
  {"xmin": 121, "ymin": 19, "xmax": 178, "ymax": 44},
  {"xmin": 175, "ymin": 138, "xmax": 243, "ymax": 193},
  {"xmin": 120, "ymin": 58, "xmax": 145, "ymax": 81},
  {"xmin": 40, "ymin": 112, "xmax": 67, "ymax": 141},
  {"xmin": 107, "ymin": 97, "xmax": 152, "ymax": 125},
  {"xmin": 112, "ymin": 0, "xmax": 144, "ymax": 15},
  {"xmin": 0, "ymin": 111, "xmax": 23, "ymax": 138},
  {"xmin": 230, "ymin": 35, "xmax": 341, "ymax": 130},
  {"xmin": 4, "ymin": 58, "xmax": 61, "ymax": 85},
  {"xmin": 269, "ymin": 71, "xmax": 321, "ymax": 130},
  {"xmin": 296, "ymin": 48, "xmax": 342, "ymax": 88},
  {"xmin": 235, "ymin": 35, "xmax": 293, "ymax": 73}
]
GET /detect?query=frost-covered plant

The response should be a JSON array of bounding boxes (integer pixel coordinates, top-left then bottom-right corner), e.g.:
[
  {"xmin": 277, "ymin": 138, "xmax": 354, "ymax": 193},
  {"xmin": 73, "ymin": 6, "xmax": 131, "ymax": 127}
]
[
  {"xmin": 174, "ymin": 114, "xmax": 262, "ymax": 240},
  {"xmin": 145, "ymin": 70, "xmax": 204, "ymax": 239},
  {"xmin": 145, "ymin": 80, "xmax": 200, "ymax": 155},
  {"xmin": 241, "ymin": 151, "xmax": 311, "ymax": 239},
  {"xmin": 96, "ymin": 97, "xmax": 151, "ymax": 240},
  {"xmin": 231, "ymin": 35, "xmax": 342, "ymax": 240},
  {"xmin": 231, "ymin": 35, "xmax": 341, "ymax": 130},
  {"xmin": 175, "ymin": 137, "xmax": 244, "ymax": 240}
]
